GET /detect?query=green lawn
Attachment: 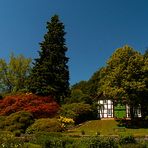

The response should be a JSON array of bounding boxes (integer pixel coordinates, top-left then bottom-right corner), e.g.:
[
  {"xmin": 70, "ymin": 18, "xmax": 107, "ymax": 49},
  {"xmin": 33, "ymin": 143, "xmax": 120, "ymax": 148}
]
[
  {"xmin": 25, "ymin": 143, "xmax": 42, "ymax": 148},
  {"xmin": 66, "ymin": 120, "xmax": 148, "ymax": 136}
]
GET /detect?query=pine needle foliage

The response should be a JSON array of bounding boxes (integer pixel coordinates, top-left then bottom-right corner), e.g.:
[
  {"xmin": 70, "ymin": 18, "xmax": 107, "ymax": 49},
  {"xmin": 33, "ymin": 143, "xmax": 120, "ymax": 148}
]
[{"xmin": 28, "ymin": 15, "xmax": 69, "ymax": 103}]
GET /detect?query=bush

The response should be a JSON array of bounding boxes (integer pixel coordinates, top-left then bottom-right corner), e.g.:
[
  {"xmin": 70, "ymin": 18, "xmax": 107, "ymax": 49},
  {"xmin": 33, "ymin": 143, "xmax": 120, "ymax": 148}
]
[
  {"xmin": 0, "ymin": 93, "xmax": 59, "ymax": 118},
  {"xmin": 0, "ymin": 116, "xmax": 6, "ymax": 129},
  {"xmin": 26, "ymin": 118, "xmax": 63, "ymax": 134},
  {"xmin": 29, "ymin": 135, "xmax": 118, "ymax": 148},
  {"xmin": 120, "ymin": 143, "xmax": 148, "ymax": 148},
  {"xmin": 0, "ymin": 111, "xmax": 34, "ymax": 133},
  {"xmin": 26, "ymin": 133, "xmax": 148, "ymax": 148},
  {"xmin": 145, "ymin": 116, "xmax": 148, "ymax": 120},
  {"xmin": 29, "ymin": 132, "xmax": 75, "ymax": 148},
  {"xmin": 60, "ymin": 103, "xmax": 94, "ymax": 124},
  {"xmin": 119, "ymin": 135, "xmax": 136, "ymax": 144},
  {"xmin": 81, "ymin": 136, "xmax": 118, "ymax": 148},
  {"xmin": 0, "ymin": 131, "xmax": 25, "ymax": 147},
  {"xmin": 58, "ymin": 116, "xmax": 74, "ymax": 129},
  {"xmin": 81, "ymin": 130, "xmax": 85, "ymax": 135},
  {"xmin": 13, "ymin": 130, "xmax": 21, "ymax": 137}
]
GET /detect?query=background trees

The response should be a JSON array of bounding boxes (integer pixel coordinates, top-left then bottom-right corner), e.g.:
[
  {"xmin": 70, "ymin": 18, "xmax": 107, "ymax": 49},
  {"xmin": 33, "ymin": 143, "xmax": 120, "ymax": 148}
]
[
  {"xmin": 141, "ymin": 50, "xmax": 148, "ymax": 118},
  {"xmin": 60, "ymin": 103, "xmax": 95, "ymax": 124},
  {"xmin": 28, "ymin": 15, "xmax": 69, "ymax": 103},
  {"xmin": 68, "ymin": 68, "xmax": 103, "ymax": 104},
  {"xmin": 0, "ymin": 53, "xmax": 31, "ymax": 93}
]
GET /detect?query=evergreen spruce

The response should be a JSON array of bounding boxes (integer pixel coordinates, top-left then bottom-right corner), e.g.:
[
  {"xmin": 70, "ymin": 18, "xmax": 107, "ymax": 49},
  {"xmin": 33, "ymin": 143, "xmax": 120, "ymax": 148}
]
[{"xmin": 28, "ymin": 15, "xmax": 69, "ymax": 103}]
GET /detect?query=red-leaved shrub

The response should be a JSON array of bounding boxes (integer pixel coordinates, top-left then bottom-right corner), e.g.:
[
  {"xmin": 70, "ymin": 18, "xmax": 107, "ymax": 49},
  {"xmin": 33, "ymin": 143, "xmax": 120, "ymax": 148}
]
[{"xmin": 0, "ymin": 94, "xmax": 59, "ymax": 118}]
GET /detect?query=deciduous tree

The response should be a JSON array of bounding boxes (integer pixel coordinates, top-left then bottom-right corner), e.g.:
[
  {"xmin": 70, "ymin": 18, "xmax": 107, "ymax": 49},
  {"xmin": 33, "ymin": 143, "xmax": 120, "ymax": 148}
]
[
  {"xmin": 0, "ymin": 53, "xmax": 31, "ymax": 93},
  {"xmin": 100, "ymin": 45, "xmax": 147, "ymax": 119}
]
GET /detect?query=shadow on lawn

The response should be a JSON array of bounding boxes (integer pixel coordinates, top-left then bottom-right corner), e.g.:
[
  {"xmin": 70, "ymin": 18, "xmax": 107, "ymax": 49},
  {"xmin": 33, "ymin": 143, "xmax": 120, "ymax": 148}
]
[{"xmin": 116, "ymin": 118, "xmax": 148, "ymax": 129}]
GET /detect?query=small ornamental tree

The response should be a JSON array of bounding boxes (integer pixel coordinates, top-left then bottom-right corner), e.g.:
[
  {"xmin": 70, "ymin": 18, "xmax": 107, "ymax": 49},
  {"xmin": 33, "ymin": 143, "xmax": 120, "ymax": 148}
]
[
  {"xmin": 0, "ymin": 94, "xmax": 59, "ymax": 118},
  {"xmin": 28, "ymin": 15, "xmax": 70, "ymax": 103}
]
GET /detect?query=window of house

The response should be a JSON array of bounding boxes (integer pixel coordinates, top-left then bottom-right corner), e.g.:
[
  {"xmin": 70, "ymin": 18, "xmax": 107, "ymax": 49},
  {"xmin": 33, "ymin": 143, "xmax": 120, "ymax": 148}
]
[{"xmin": 108, "ymin": 109, "xmax": 112, "ymax": 115}]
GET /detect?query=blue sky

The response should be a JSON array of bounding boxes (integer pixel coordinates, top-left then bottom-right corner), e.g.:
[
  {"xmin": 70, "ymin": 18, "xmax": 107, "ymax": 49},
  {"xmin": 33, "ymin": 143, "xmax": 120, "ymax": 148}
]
[{"xmin": 0, "ymin": 0, "xmax": 148, "ymax": 85}]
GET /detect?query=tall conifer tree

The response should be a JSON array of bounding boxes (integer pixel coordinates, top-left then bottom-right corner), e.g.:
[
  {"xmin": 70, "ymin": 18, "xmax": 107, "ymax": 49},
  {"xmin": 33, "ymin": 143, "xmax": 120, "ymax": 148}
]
[{"xmin": 28, "ymin": 15, "xmax": 69, "ymax": 103}]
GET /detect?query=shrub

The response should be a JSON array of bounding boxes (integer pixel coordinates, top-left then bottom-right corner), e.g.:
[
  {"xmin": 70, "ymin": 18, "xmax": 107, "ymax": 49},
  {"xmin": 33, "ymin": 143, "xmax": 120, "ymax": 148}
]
[
  {"xmin": 119, "ymin": 135, "xmax": 136, "ymax": 144},
  {"xmin": 58, "ymin": 116, "xmax": 74, "ymax": 129},
  {"xmin": 81, "ymin": 130, "xmax": 85, "ymax": 135},
  {"xmin": 29, "ymin": 132, "xmax": 75, "ymax": 148},
  {"xmin": 145, "ymin": 116, "xmax": 148, "ymax": 120},
  {"xmin": 13, "ymin": 130, "xmax": 21, "ymax": 137},
  {"xmin": 0, "ymin": 116, "xmax": 6, "ymax": 129},
  {"xmin": 0, "ymin": 94, "xmax": 59, "ymax": 118},
  {"xmin": 120, "ymin": 143, "xmax": 148, "ymax": 148},
  {"xmin": 27, "ymin": 134, "xmax": 147, "ymax": 148},
  {"xmin": 60, "ymin": 103, "xmax": 94, "ymax": 124},
  {"xmin": 81, "ymin": 136, "xmax": 118, "ymax": 148},
  {"xmin": 0, "ymin": 111, "xmax": 34, "ymax": 133},
  {"xmin": 26, "ymin": 118, "xmax": 63, "ymax": 134},
  {"xmin": 0, "ymin": 131, "xmax": 25, "ymax": 147}
]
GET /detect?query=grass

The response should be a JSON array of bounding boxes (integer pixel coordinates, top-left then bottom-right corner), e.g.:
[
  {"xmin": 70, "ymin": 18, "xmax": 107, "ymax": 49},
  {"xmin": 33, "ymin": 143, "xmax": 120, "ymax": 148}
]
[
  {"xmin": 25, "ymin": 143, "xmax": 42, "ymax": 148},
  {"xmin": 65, "ymin": 120, "xmax": 148, "ymax": 136}
]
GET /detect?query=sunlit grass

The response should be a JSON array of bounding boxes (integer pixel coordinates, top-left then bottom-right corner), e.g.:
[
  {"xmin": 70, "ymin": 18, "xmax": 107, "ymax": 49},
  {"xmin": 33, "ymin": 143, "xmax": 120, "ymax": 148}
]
[
  {"xmin": 25, "ymin": 143, "xmax": 42, "ymax": 148},
  {"xmin": 65, "ymin": 120, "xmax": 148, "ymax": 136}
]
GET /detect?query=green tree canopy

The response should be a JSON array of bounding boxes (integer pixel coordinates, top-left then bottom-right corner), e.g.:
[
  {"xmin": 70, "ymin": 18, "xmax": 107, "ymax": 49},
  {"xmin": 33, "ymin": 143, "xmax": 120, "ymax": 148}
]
[
  {"xmin": 28, "ymin": 15, "xmax": 69, "ymax": 103},
  {"xmin": 71, "ymin": 68, "xmax": 104, "ymax": 98},
  {"xmin": 100, "ymin": 45, "xmax": 147, "ymax": 119},
  {"xmin": 0, "ymin": 53, "xmax": 31, "ymax": 93},
  {"xmin": 67, "ymin": 68, "xmax": 104, "ymax": 104}
]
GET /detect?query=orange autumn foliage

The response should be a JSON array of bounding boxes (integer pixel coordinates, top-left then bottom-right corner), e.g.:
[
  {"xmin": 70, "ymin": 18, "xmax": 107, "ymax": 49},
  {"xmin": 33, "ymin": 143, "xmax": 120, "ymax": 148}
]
[{"xmin": 0, "ymin": 94, "xmax": 59, "ymax": 118}]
